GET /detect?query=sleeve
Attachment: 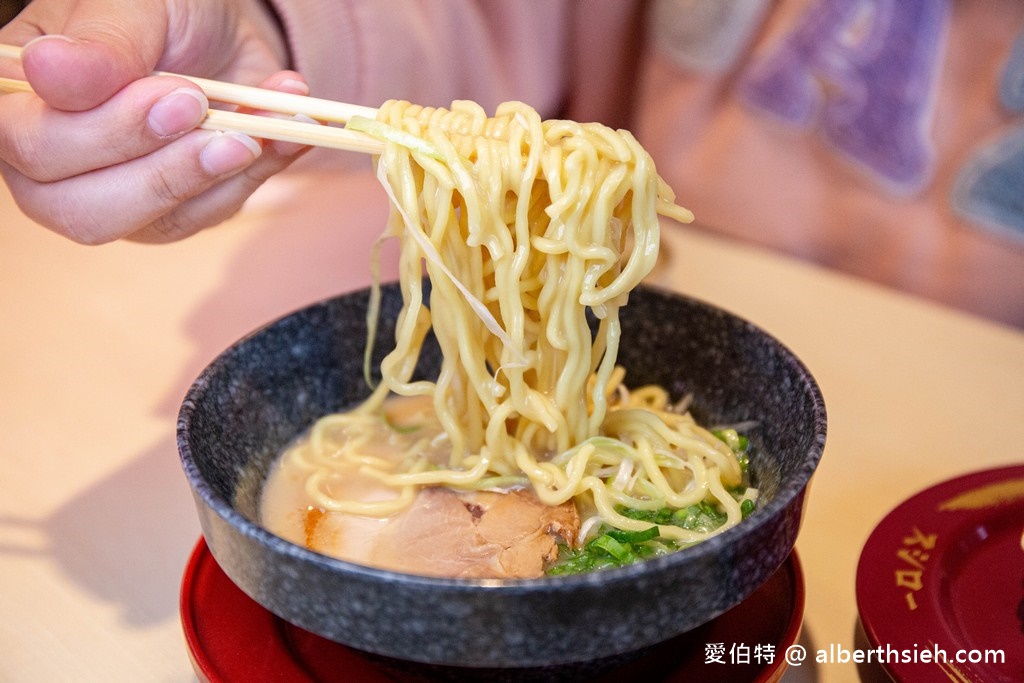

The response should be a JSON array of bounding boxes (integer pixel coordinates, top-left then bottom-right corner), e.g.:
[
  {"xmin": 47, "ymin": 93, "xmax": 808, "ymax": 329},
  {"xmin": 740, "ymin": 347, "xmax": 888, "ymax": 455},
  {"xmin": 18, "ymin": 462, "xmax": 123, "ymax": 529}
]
[
  {"xmin": 0, "ymin": 0, "xmax": 31, "ymax": 27},
  {"xmin": 266, "ymin": 0, "xmax": 576, "ymax": 118}
]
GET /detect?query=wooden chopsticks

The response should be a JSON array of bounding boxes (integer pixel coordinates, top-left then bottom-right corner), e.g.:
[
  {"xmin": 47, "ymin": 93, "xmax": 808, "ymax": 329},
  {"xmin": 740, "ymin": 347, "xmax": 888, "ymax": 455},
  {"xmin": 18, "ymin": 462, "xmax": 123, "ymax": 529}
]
[{"xmin": 0, "ymin": 42, "xmax": 385, "ymax": 155}]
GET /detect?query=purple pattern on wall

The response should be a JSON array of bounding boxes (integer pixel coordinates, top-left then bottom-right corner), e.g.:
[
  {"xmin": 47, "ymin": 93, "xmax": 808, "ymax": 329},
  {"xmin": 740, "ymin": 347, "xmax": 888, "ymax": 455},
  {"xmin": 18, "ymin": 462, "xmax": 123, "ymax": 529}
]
[
  {"xmin": 1000, "ymin": 33, "xmax": 1024, "ymax": 113},
  {"xmin": 740, "ymin": 0, "xmax": 949, "ymax": 193},
  {"xmin": 951, "ymin": 32, "xmax": 1024, "ymax": 243}
]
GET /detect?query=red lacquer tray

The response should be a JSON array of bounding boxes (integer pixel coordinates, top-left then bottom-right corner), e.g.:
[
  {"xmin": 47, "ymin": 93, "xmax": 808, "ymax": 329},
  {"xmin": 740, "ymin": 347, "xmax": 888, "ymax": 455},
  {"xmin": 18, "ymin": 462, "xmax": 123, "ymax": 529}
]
[
  {"xmin": 181, "ymin": 539, "xmax": 805, "ymax": 682},
  {"xmin": 857, "ymin": 464, "xmax": 1024, "ymax": 683}
]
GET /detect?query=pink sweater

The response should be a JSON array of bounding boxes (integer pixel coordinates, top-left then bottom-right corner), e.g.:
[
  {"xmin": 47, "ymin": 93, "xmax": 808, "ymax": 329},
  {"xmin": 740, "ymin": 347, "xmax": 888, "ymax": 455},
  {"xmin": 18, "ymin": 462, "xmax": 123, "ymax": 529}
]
[{"xmin": 268, "ymin": 0, "xmax": 1024, "ymax": 328}]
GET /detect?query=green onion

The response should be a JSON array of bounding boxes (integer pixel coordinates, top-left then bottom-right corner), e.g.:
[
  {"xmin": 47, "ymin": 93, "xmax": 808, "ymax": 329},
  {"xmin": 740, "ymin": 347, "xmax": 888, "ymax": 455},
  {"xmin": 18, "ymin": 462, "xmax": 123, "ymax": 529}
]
[
  {"xmin": 589, "ymin": 535, "xmax": 637, "ymax": 564},
  {"xmin": 547, "ymin": 487, "xmax": 756, "ymax": 575},
  {"xmin": 606, "ymin": 526, "xmax": 659, "ymax": 544},
  {"xmin": 712, "ymin": 428, "xmax": 749, "ymax": 453},
  {"xmin": 669, "ymin": 503, "xmax": 726, "ymax": 532}
]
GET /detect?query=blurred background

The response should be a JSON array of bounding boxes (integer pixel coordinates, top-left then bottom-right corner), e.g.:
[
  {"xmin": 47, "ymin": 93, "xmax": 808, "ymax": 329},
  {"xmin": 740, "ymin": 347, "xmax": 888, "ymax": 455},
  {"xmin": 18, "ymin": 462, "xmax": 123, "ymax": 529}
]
[
  {"xmin": 2, "ymin": 0, "xmax": 1022, "ymax": 327},
  {"xmin": 0, "ymin": 1, "xmax": 26, "ymax": 27}
]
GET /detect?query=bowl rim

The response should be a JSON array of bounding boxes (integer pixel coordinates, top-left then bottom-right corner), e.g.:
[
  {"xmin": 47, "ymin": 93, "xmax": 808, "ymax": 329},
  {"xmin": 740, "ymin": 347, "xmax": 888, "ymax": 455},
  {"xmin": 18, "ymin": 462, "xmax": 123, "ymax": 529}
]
[{"xmin": 176, "ymin": 283, "xmax": 827, "ymax": 591}]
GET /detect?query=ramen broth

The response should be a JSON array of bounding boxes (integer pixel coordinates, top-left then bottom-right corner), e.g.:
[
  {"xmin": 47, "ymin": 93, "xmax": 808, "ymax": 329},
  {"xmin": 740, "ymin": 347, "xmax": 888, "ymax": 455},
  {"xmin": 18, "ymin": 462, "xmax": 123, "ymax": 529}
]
[{"xmin": 260, "ymin": 395, "xmax": 581, "ymax": 579}]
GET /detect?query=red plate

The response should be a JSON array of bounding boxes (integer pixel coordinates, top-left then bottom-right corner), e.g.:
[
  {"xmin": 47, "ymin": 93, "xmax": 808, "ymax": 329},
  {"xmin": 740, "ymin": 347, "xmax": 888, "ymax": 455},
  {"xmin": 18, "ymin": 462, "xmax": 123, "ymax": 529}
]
[
  {"xmin": 181, "ymin": 539, "xmax": 804, "ymax": 682},
  {"xmin": 856, "ymin": 464, "xmax": 1024, "ymax": 683}
]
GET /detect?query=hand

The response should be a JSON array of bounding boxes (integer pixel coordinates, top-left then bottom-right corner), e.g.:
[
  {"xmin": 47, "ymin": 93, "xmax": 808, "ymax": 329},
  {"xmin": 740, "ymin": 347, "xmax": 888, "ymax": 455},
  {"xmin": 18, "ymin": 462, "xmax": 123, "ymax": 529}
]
[{"xmin": 0, "ymin": 0, "xmax": 311, "ymax": 243}]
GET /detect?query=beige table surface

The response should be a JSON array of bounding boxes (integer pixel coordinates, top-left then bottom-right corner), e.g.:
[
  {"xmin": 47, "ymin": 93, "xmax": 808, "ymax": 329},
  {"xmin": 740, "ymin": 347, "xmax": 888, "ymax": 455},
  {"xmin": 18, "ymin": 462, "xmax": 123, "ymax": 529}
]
[{"xmin": 1, "ymin": 168, "xmax": 1022, "ymax": 682}]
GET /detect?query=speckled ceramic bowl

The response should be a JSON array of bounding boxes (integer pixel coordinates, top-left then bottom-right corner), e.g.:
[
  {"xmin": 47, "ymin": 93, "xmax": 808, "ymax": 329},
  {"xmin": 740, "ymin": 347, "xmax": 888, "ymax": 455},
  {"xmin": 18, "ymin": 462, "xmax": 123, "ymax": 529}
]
[{"xmin": 177, "ymin": 282, "xmax": 826, "ymax": 677}]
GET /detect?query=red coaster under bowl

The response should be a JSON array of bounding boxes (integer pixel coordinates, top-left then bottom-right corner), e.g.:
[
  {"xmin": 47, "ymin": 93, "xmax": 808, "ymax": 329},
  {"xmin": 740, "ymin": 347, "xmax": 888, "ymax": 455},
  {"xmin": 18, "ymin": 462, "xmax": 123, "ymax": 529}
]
[
  {"xmin": 856, "ymin": 464, "xmax": 1024, "ymax": 683},
  {"xmin": 181, "ymin": 539, "xmax": 804, "ymax": 682}
]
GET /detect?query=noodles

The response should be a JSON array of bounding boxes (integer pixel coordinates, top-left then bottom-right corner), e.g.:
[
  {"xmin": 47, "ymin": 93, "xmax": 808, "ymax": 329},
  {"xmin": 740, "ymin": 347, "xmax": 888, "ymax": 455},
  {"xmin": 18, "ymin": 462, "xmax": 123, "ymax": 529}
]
[{"xmin": 266, "ymin": 100, "xmax": 754, "ymax": 572}]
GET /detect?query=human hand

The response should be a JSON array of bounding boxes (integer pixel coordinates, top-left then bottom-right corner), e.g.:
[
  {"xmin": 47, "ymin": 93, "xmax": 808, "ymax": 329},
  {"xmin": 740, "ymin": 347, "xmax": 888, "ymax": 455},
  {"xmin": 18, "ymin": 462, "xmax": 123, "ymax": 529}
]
[{"xmin": 0, "ymin": 0, "xmax": 312, "ymax": 243}]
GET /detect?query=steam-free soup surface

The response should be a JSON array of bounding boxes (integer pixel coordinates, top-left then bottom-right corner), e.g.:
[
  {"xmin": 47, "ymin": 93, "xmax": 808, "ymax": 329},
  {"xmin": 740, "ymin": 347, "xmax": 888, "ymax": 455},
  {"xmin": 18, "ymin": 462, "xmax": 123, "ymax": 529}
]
[{"xmin": 260, "ymin": 395, "xmax": 579, "ymax": 579}]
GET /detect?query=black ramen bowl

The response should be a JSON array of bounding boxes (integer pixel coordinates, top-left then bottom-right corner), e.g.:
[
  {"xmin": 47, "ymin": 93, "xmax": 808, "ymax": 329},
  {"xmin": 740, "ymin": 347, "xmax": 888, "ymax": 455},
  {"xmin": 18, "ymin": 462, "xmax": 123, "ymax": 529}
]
[{"xmin": 177, "ymin": 282, "xmax": 826, "ymax": 679}]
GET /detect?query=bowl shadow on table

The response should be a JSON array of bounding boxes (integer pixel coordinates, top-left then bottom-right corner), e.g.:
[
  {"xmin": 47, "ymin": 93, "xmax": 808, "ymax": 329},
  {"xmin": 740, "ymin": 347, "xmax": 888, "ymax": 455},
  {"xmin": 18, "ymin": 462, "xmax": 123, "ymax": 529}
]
[
  {"xmin": 0, "ymin": 439, "xmax": 199, "ymax": 627},
  {"xmin": 779, "ymin": 627, "xmax": 822, "ymax": 683},
  {"xmin": 1, "ymin": 171, "xmax": 394, "ymax": 630},
  {"xmin": 853, "ymin": 617, "xmax": 895, "ymax": 682}
]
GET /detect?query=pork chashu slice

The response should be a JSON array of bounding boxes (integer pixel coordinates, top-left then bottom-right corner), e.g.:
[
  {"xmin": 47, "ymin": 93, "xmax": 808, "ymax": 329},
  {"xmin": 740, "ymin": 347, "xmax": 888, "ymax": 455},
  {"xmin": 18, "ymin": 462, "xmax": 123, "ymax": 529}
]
[{"xmin": 365, "ymin": 487, "xmax": 580, "ymax": 579}]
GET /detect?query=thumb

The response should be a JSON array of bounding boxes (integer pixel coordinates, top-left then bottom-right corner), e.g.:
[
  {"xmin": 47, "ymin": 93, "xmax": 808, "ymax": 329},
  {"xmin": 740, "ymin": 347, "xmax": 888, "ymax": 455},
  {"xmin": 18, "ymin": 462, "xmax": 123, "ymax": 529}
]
[{"xmin": 20, "ymin": 0, "xmax": 169, "ymax": 111}]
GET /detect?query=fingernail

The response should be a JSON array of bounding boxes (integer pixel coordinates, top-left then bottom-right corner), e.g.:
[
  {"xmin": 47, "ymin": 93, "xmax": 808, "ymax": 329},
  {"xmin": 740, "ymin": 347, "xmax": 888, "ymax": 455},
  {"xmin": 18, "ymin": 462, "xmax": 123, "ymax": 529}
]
[
  {"xmin": 25, "ymin": 34, "xmax": 81, "ymax": 49},
  {"xmin": 149, "ymin": 88, "xmax": 208, "ymax": 137},
  {"xmin": 200, "ymin": 132, "xmax": 262, "ymax": 176},
  {"xmin": 280, "ymin": 78, "xmax": 310, "ymax": 95}
]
